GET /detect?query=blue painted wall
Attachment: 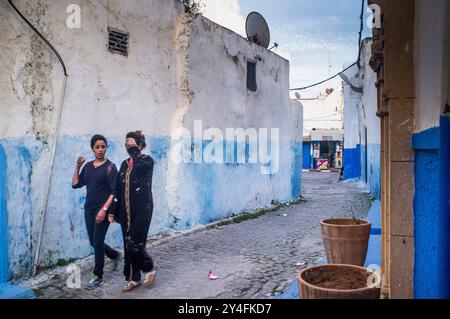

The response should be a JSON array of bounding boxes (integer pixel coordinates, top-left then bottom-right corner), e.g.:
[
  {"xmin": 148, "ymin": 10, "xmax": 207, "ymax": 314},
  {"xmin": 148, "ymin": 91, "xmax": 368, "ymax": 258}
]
[
  {"xmin": 291, "ymin": 141, "xmax": 303, "ymax": 199},
  {"xmin": 302, "ymin": 142, "xmax": 311, "ymax": 169},
  {"xmin": 438, "ymin": 115, "xmax": 450, "ymax": 298},
  {"xmin": 367, "ymin": 144, "xmax": 381, "ymax": 199},
  {"xmin": 343, "ymin": 143, "xmax": 380, "ymax": 199},
  {"xmin": 1, "ymin": 134, "xmax": 302, "ymax": 277},
  {"xmin": 343, "ymin": 145, "xmax": 361, "ymax": 180},
  {"xmin": 413, "ymin": 129, "xmax": 439, "ymax": 298},
  {"xmin": 413, "ymin": 117, "xmax": 450, "ymax": 298},
  {"xmin": 0, "ymin": 144, "xmax": 9, "ymax": 283},
  {"xmin": 360, "ymin": 143, "xmax": 367, "ymax": 184}
]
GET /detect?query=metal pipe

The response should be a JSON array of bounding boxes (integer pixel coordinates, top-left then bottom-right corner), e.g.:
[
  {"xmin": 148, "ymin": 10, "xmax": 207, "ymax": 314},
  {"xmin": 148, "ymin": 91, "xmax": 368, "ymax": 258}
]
[
  {"xmin": 7, "ymin": 0, "xmax": 69, "ymax": 276},
  {"xmin": 32, "ymin": 74, "xmax": 68, "ymax": 276}
]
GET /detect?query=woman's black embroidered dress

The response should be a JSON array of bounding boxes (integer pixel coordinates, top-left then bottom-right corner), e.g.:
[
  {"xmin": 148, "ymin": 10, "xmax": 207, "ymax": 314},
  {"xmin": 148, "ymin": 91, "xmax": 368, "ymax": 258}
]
[{"xmin": 113, "ymin": 147, "xmax": 155, "ymax": 281}]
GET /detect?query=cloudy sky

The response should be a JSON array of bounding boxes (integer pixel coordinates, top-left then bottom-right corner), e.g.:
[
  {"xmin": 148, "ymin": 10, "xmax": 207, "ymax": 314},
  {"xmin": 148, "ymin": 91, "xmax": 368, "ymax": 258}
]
[{"xmin": 202, "ymin": 0, "xmax": 371, "ymax": 97}]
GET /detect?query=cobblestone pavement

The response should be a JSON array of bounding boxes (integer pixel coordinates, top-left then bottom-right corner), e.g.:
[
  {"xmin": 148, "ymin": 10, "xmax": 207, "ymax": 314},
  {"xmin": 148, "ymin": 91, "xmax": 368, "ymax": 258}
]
[{"xmin": 35, "ymin": 172, "xmax": 371, "ymax": 299}]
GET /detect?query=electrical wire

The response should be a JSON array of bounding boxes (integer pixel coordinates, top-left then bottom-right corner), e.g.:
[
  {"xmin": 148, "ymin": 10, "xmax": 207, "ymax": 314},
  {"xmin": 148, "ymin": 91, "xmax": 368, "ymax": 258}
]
[
  {"xmin": 304, "ymin": 112, "xmax": 342, "ymax": 121},
  {"xmin": 290, "ymin": 0, "xmax": 365, "ymax": 91},
  {"xmin": 306, "ymin": 120, "xmax": 343, "ymax": 122},
  {"xmin": 8, "ymin": 0, "xmax": 68, "ymax": 76},
  {"xmin": 290, "ymin": 62, "xmax": 357, "ymax": 91}
]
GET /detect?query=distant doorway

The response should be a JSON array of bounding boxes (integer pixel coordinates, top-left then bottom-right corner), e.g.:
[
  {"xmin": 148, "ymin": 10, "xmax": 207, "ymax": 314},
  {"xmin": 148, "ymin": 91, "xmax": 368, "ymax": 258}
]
[{"xmin": 319, "ymin": 141, "xmax": 337, "ymax": 168}]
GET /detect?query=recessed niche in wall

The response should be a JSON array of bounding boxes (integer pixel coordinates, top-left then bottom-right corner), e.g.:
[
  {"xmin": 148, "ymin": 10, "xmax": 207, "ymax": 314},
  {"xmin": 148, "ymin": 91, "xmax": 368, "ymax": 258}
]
[{"xmin": 247, "ymin": 60, "xmax": 257, "ymax": 92}]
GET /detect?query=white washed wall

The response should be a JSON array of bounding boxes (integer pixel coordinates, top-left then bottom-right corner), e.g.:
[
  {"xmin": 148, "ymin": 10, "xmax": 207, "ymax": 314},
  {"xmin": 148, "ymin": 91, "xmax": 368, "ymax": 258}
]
[{"xmin": 0, "ymin": 0, "xmax": 302, "ymax": 277}]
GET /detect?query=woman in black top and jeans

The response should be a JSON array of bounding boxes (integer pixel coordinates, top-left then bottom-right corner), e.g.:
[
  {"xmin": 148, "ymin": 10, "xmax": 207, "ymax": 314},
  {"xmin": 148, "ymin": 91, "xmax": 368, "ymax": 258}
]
[{"xmin": 72, "ymin": 135, "xmax": 120, "ymax": 289}]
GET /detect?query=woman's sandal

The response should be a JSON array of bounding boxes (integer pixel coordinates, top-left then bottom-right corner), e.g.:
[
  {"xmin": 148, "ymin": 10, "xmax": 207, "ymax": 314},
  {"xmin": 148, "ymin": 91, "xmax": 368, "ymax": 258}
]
[
  {"xmin": 122, "ymin": 281, "xmax": 140, "ymax": 292},
  {"xmin": 143, "ymin": 268, "xmax": 157, "ymax": 288}
]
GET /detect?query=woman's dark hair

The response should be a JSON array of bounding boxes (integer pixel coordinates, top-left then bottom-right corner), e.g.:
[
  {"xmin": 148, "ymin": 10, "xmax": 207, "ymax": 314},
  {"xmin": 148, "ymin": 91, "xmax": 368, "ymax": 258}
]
[
  {"xmin": 126, "ymin": 130, "xmax": 146, "ymax": 149},
  {"xmin": 91, "ymin": 134, "xmax": 108, "ymax": 149}
]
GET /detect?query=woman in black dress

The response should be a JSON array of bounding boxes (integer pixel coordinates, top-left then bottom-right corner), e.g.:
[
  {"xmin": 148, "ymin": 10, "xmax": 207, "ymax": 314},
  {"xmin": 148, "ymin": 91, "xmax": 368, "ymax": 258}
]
[{"xmin": 108, "ymin": 131, "xmax": 156, "ymax": 292}]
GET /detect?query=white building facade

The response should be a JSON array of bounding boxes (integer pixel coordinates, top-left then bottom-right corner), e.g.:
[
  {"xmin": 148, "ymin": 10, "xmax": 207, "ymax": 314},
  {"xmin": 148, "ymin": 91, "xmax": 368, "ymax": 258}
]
[
  {"xmin": 342, "ymin": 38, "xmax": 380, "ymax": 198},
  {"xmin": 0, "ymin": 0, "xmax": 303, "ymax": 278},
  {"xmin": 300, "ymin": 88, "xmax": 343, "ymax": 170}
]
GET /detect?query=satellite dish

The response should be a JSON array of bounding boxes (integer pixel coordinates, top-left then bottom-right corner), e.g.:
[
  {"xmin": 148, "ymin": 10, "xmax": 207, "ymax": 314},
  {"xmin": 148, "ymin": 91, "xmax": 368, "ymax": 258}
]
[{"xmin": 246, "ymin": 12, "xmax": 270, "ymax": 48}]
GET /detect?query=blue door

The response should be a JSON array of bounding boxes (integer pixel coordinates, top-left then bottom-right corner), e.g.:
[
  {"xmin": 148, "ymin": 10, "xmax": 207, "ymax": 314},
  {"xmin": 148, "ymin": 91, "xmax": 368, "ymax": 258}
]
[{"xmin": 302, "ymin": 142, "xmax": 311, "ymax": 169}]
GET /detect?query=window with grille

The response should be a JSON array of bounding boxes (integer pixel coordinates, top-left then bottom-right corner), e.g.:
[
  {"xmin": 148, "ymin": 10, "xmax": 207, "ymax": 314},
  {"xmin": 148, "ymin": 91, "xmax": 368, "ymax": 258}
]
[
  {"xmin": 247, "ymin": 60, "xmax": 257, "ymax": 91},
  {"xmin": 108, "ymin": 27, "xmax": 129, "ymax": 56}
]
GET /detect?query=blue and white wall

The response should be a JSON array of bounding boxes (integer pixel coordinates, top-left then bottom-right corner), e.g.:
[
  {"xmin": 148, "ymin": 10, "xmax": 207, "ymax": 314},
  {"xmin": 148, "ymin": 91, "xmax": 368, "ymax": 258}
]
[
  {"xmin": 342, "ymin": 39, "xmax": 381, "ymax": 199},
  {"xmin": 0, "ymin": 0, "xmax": 302, "ymax": 278},
  {"xmin": 359, "ymin": 40, "xmax": 380, "ymax": 200},
  {"xmin": 412, "ymin": 0, "xmax": 450, "ymax": 299},
  {"xmin": 0, "ymin": 144, "xmax": 9, "ymax": 283},
  {"xmin": 342, "ymin": 67, "xmax": 361, "ymax": 180}
]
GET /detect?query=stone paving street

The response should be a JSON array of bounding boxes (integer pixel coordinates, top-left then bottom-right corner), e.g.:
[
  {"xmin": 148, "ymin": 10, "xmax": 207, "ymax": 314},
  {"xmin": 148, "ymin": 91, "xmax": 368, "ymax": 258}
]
[{"xmin": 34, "ymin": 172, "xmax": 371, "ymax": 299}]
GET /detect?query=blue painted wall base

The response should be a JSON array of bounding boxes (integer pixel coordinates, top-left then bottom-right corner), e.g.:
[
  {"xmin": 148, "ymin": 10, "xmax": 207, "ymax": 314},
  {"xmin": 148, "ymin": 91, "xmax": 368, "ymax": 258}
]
[
  {"xmin": 343, "ymin": 144, "xmax": 381, "ymax": 199},
  {"xmin": 438, "ymin": 115, "xmax": 450, "ymax": 298},
  {"xmin": 413, "ymin": 117, "xmax": 450, "ymax": 299},
  {"xmin": 302, "ymin": 142, "xmax": 312, "ymax": 169},
  {"xmin": 367, "ymin": 200, "xmax": 381, "ymax": 235},
  {"xmin": 291, "ymin": 141, "xmax": 303, "ymax": 199},
  {"xmin": 0, "ymin": 144, "xmax": 8, "ymax": 283},
  {"xmin": 343, "ymin": 145, "xmax": 361, "ymax": 180},
  {"xmin": 1, "ymin": 145, "xmax": 35, "ymax": 299},
  {"xmin": 0, "ymin": 284, "xmax": 35, "ymax": 299},
  {"xmin": 367, "ymin": 144, "xmax": 381, "ymax": 200}
]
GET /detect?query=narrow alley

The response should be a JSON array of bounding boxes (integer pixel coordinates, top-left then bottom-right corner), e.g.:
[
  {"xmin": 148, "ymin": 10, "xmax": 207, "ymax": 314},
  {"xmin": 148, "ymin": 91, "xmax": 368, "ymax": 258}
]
[
  {"xmin": 1, "ymin": 0, "xmax": 449, "ymax": 305},
  {"xmin": 34, "ymin": 172, "xmax": 371, "ymax": 299}
]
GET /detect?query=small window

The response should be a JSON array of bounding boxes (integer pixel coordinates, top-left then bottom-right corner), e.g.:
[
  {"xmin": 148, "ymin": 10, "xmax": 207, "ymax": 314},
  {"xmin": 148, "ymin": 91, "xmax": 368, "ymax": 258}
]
[
  {"xmin": 247, "ymin": 60, "xmax": 257, "ymax": 91},
  {"xmin": 108, "ymin": 27, "xmax": 129, "ymax": 56}
]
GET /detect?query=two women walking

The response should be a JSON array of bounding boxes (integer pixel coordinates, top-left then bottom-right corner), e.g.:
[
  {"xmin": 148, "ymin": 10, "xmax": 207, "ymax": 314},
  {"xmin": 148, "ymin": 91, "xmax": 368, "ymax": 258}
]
[{"xmin": 72, "ymin": 131, "xmax": 156, "ymax": 292}]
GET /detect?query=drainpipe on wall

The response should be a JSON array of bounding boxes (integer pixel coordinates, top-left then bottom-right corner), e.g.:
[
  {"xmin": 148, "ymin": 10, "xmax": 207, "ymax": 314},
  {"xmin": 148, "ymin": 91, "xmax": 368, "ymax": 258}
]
[
  {"xmin": 7, "ymin": 0, "xmax": 69, "ymax": 277},
  {"xmin": 32, "ymin": 76, "xmax": 68, "ymax": 276}
]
